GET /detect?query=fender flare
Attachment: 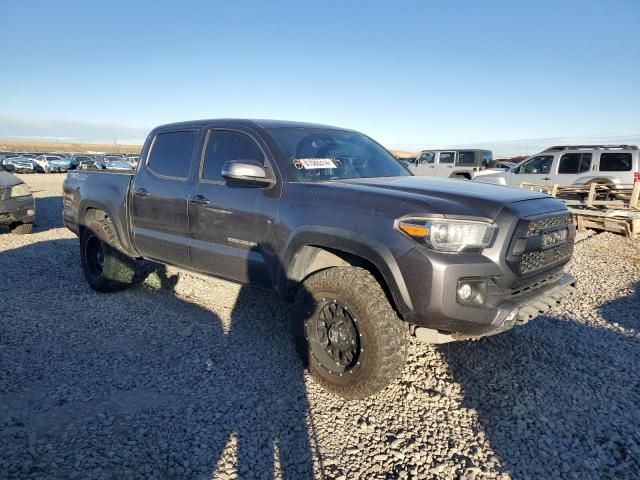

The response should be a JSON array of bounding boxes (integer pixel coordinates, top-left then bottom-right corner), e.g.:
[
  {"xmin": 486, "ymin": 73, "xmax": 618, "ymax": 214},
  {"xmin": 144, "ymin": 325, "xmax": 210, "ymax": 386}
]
[
  {"xmin": 77, "ymin": 200, "xmax": 138, "ymax": 257},
  {"xmin": 282, "ymin": 226, "xmax": 413, "ymax": 318}
]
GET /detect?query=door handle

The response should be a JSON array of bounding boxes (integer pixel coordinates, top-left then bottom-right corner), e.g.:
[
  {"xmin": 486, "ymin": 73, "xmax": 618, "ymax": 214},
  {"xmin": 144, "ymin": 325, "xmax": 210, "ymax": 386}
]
[
  {"xmin": 134, "ymin": 188, "xmax": 150, "ymax": 197},
  {"xmin": 189, "ymin": 195, "xmax": 210, "ymax": 205},
  {"xmin": 447, "ymin": 166, "xmax": 453, "ymax": 168},
  {"xmin": 542, "ymin": 177, "xmax": 551, "ymax": 181}
]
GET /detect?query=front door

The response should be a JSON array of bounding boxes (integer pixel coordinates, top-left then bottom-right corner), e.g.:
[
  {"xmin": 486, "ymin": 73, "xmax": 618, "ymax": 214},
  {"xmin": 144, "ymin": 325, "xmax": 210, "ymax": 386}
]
[
  {"xmin": 188, "ymin": 128, "xmax": 280, "ymax": 289},
  {"xmin": 130, "ymin": 129, "xmax": 199, "ymax": 267},
  {"xmin": 436, "ymin": 151, "xmax": 456, "ymax": 177},
  {"xmin": 410, "ymin": 151, "xmax": 437, "ymax": 176}
]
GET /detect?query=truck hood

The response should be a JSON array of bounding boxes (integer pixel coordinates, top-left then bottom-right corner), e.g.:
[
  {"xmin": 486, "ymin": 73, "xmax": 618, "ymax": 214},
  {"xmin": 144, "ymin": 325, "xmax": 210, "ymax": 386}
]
[{"xmin": 335, "ymin": 176, "xmax": 552, "ymax": 220}]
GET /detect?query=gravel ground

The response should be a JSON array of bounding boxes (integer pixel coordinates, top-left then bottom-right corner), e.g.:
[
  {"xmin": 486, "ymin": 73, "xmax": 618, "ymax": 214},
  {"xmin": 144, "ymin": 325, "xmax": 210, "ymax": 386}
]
[{"xmin": 1, "ymin": 174, "xmax": 639, "ymax": 480}]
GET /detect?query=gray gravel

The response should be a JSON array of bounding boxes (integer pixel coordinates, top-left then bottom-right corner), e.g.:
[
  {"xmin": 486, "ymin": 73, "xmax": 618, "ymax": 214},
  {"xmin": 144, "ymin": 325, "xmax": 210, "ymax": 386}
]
[{"xmin": 1, "ymin": 174, "xmax": 639, "ymax": 479}]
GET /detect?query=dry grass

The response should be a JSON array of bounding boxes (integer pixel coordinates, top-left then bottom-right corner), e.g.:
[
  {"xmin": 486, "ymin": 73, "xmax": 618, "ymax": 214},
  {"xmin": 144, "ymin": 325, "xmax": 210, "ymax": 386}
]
[
  {"xmin": 0, "ymin": 139, "xmax": 141, "ymax": 154},
  {"xmin": 390, "ymin": 149, "xmax": 417, "ymax": 158},
  {"xmin": 1, "ymin": 139, "xmax": 414, "ymax": 158}
]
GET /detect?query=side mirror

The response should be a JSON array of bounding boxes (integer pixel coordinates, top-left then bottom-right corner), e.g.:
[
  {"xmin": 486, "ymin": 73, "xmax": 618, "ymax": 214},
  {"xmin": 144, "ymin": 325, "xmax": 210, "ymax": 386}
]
[{"xmin": 221, "ymin": 160, "xmax": 274, "ymax": 187}]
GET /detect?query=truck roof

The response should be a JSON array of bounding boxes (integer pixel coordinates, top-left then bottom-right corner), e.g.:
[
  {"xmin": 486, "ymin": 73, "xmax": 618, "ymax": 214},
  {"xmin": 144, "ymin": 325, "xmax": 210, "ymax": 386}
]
[{"xmin": 153, "ymin": 118, "xmax": 354, "ymax": 132}]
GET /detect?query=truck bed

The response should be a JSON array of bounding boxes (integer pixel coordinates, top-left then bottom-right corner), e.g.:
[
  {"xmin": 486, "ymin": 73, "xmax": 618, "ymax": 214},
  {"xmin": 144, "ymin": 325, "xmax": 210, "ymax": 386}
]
[{"xmin": 63, "ymin": 170, "xmax": 136, "ymax": 255}]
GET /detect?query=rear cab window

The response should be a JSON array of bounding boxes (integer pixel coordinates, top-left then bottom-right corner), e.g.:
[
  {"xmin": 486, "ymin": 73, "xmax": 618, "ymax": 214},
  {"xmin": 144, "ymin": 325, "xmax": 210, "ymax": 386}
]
[{"xmin": 147, "ymin": 130, "xmax": 198, "ymax": 178}]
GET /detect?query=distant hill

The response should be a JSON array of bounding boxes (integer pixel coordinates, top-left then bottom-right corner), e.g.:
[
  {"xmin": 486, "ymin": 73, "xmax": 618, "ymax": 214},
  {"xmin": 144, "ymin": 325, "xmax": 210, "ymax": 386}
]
[{"xmin": 0, "ymin": 139, "xmax": 141, "ymax": 154}]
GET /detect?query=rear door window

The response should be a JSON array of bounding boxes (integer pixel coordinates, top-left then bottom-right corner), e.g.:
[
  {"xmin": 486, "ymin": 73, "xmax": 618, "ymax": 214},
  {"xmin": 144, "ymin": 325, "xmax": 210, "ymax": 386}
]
[
  {"xmin": 599, "ymin": 152, "xmax": 632, "ymax": 171},
  {"xmin": 558, "ymin": 153, "xmax": 592, "ymax": 174},
  {"xmin": 147, "ymin": 130, "xmax": 198, "ymax": 178},
  {"xmin": 439, "ymin": 152, "xmax": 454, "ymax": 164},
  {"xmin": 201, "ymin": 130, "xmax": 265, "ymax": 182}
]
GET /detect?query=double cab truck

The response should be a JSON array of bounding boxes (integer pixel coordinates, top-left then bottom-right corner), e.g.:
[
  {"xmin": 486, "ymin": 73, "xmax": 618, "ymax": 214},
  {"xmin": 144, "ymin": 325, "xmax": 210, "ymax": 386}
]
[{"xmin": 63, "ymin": 119, "xmax": 576, "ymax": 398}]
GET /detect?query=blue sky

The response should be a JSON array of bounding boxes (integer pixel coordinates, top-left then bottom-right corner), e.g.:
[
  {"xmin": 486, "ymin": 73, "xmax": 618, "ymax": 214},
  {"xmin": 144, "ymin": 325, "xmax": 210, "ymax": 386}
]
[{"xmin": 1, "ymin": 0, "xmax": 639, "ymax": 154}]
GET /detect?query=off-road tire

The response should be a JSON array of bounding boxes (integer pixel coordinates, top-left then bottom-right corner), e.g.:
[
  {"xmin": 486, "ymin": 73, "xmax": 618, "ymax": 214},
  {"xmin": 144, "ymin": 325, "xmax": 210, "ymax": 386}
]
[
  {"xmin": 10, "ymin": 222, "xmax": 33, "ymax": 235},
  {"xmin": 80, "ymin": 219, "xmax": 135, "ymax": 292},
  {"xmin": 296, "ymin": 266, "xmax": 408, "ymax": 399}
]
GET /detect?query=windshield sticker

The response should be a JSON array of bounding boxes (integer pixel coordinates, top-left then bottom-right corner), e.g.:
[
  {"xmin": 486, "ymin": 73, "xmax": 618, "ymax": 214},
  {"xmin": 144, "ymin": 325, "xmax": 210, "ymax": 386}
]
[{"xmin": 293, "ymin": 158, "xmax": 341, "ymax": 170}]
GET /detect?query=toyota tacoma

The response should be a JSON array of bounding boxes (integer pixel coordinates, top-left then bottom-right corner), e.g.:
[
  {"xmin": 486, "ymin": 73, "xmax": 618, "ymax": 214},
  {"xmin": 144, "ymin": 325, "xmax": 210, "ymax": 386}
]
[{"xmin": 63, "ymin": 119, "xmax": 576, "ymax": 398}]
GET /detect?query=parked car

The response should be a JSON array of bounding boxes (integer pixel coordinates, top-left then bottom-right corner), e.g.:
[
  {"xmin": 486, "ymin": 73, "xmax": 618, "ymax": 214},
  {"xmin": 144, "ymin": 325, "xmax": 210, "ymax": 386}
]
[
  {"xmin": 33, "ymin": 154, "xmax": 68, "ymax": 173},
  {"xmin": 0, "ymin": 153, "xmax": 20, "ymax": 162},
  {"xmin": 0, "ymin": 170, "xmax": 35, "ymax": 234},
  {"xmin": 104, "ymin": 159, "xmax": 134, "ymax": 171},
  {"xmin": 50, "ymin": 157, "xmax": 73, "ymax": 172},
  {"xmin": 63, "ymin": 119, "xmax": 576, "ymax": 399},
  {"xmin": 490, "ymin": 160, "xmax": 517, "ymax": 170},
  {"xmin": 125, "ymin": 155, "xmax": 140, "ymax": 167},
  {"xmin": 64, "ymin": 155, "xmax": 93, "ymax": 170},
  {"xmin": 408, "ymin": 149, "xmax": 493, "ymax": 179},
  {"xmin": 1, "ymin": 156, "xmax": 37, "ymax": 173},
  {"xmin": 472, "ymin": 160, "xmax": 518, "ymax": 179},
  {"xmin": 474, "ymin": 145, "xmax": 640, "ymax": 188},
  {"xmin": 78, "ymin": 159, "xmax": 105, "ymax": 170}
]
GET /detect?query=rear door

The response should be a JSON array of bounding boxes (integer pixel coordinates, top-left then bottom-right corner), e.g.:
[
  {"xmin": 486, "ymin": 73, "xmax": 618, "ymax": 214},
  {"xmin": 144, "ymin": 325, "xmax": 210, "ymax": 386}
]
[
  {"xmin": 556, "ymin": 152, "xmax": 592, "ymax": 184},
  {"xmin": 188, "ymin": 128, "xmax": 280, "ymax": 289},
  {"xmin": 130, "ymin": 129, "xmax": 199, "ymax": 267},
  {"xmin": 436, "ymin": 151, "xmax": 455, "ymax": 177}
]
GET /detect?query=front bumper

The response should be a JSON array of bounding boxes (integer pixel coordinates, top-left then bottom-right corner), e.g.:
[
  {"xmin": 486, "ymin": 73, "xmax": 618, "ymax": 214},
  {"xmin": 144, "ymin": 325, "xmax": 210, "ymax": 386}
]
[
  {"xmin": 0, "ymin": 195, "xmax": 36, "ymax": 225},
  {"xmin": 461, "ymin": 273, "xmax": 576, "ymax": 338},
  {"xmin": 398, "ymin": 245, "xmax": 575, "ymax": 336}
]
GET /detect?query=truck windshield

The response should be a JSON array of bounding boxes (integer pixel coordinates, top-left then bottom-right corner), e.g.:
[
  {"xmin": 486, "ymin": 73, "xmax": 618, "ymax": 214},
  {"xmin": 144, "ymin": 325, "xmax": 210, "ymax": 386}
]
[{"xmin": 266, "ymin": 127, "xmax": 410, "ymax": 182}]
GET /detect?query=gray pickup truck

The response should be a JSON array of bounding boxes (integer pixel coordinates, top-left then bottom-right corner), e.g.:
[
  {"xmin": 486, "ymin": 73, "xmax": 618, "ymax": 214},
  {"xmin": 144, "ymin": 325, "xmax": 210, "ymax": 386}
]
[{"xmin": 63, "ymin": 119, "xmax": 576, "ymax": 399}]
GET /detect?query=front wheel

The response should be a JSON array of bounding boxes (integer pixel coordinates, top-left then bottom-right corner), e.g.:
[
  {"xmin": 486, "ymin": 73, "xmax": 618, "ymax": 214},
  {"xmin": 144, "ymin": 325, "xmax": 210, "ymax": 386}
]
[
  {"xmin": 80, "ymin": 220, "xmax": 135, "ymax": 292},
  {"xmin": 297, "ymin": 267, "xmax": 408, "ymax": 399}
]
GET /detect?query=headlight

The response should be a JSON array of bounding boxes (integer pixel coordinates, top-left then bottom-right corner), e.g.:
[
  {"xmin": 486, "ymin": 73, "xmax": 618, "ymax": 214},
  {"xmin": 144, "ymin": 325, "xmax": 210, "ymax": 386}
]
[
  {"xmin": 396, "ymin": 217, "xmax": 496, "ymax": 252},
  {"xmin": 10, "ymin": 183, "xmax": 31, "ymax": 198}
]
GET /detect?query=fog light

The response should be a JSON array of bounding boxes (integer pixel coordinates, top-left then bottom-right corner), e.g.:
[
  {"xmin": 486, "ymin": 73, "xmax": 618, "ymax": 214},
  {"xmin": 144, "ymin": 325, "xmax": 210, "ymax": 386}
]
[
  {"xmin": 27, "ymin": 209, "xmax": 35, "ymax": 216},
  {"xmin": 457, "ymin": 283, "xmax": 473, "ymax": 301},
  {"xmin": 456, "ymin": 278, "xmax": 488, "ymax": 306}
]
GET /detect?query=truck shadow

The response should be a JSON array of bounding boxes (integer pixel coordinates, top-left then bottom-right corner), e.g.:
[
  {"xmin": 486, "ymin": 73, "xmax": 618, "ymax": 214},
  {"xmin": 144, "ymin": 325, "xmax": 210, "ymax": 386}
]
[
  {"xmin": 439, "ymin": 311, "xmax": 640, "ymax": 478},
  {"xmin": 598, "ymin": 281, "xmax": 639, "ymax": 333},
  {"xmin": 34, "ymin": 195, "xmax": 64, "ymax": 232},
  {"xmin": 0, "ymin": 239, "xmax": 313, "ymax": 479}
]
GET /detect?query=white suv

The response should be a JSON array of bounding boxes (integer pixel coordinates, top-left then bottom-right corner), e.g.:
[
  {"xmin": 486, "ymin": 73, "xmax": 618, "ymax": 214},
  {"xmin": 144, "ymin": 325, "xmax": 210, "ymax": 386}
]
[
  {"xmin": 408, "ymin": 149, "xmax": 492, "ymax": 179},
  {"xmin": 474, "ymin": 145, "xmax": 640, "ymax": 188}
]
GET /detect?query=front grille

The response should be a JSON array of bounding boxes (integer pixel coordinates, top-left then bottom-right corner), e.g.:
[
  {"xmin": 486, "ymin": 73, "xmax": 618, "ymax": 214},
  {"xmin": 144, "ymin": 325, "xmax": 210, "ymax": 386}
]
[
  {"xmin": 527, "ymin": 214, "xmax": 572, "ymax": 233},
  {"xmin": 507, "ymin": 212, "xmax": 575, "ymax": 277},
  {"xmin": 520, "ymin": 242, "xmax": 573, "ymax": 274}
]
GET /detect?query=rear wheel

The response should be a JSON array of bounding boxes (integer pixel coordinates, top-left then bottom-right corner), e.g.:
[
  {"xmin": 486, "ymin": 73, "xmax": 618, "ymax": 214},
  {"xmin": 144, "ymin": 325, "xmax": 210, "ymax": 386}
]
[
  {"xmin": 10, "ymin": 222, "xmax": 33, "ymax": 235},
  {"xmin": 80, "ymin": 219, "xmax": 135, "ymax": 292},
  {"xmin": 297, "ymin": 266, "xmax": 408, "ymax": 399}
]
